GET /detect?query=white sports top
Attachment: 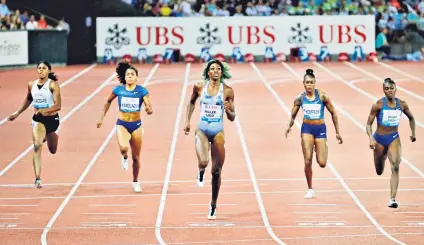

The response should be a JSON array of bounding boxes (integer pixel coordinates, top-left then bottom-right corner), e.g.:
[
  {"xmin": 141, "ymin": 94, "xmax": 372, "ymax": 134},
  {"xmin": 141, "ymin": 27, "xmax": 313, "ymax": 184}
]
[{"xmin": 31, "ymin": 79, "xmax": 54, "ymax": 109}]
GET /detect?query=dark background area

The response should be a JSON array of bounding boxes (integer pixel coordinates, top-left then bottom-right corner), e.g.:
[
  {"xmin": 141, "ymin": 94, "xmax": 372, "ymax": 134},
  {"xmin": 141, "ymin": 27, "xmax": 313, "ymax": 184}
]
[{"xmin": 8, "ymin": 0, "xmax": 144, "ymax": 65}]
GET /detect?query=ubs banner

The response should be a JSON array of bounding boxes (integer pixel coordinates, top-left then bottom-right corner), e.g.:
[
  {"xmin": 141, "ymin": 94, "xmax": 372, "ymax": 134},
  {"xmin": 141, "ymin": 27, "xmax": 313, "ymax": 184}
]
[
  {"xmin": 0, "ymin": 31, "xmax": 29, "ymax": 66},
  {"xmin": 96, "ymin": 15, "xmax": 375, "ymax": 60}
]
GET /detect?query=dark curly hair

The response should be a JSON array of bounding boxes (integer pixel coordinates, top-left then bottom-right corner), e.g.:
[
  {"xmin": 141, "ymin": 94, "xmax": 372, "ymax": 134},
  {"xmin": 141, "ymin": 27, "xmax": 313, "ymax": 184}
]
[
  {"xmin": 116, "ymin": 60, "xmax": 138, "ymax": 84},
  {"xmin": 201, "ymin": 59, "xmax": 232, "ymax": 83},
  {"xmin": 37, "ymin": 61, "xmax": 58, "ymax": 81}
]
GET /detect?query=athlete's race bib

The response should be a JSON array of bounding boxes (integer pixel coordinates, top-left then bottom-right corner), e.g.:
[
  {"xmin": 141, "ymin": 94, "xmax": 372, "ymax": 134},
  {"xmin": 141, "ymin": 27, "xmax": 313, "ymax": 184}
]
[
  {"xmin": 382, "ymin": 109, "xmax": 402, "ymax": 126},
  {"xmin": 33, "ymin": 94, "xmax": 49, "ymax": 109},
  {"xmin": 302, "ymin": 103, "xmax": 322, "ymax": 120},
  {"xmin": 121, "ymin": 97, "xmax": 140, "ymax": 112},
  {"xmin": 201, "ymin": 104, "xmax": 222, "ymax": 122}
]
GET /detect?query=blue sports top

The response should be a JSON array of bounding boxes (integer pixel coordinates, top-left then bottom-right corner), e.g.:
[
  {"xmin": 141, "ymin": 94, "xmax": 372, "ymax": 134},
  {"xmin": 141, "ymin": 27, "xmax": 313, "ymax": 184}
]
[
  {"xmin": 199, "ymin": 81, "xmax": 224, "ymax": 123},
  {"xmin": 301, "ymin": 89, "xmax": 325, "ymax": 120},
  {"xmin": 377, "ymin": 97, "xmax": 402, "ymax": 127},
  {"xmin": 112, "ymin": 85, "xmax": 149, "ymax": 113}
]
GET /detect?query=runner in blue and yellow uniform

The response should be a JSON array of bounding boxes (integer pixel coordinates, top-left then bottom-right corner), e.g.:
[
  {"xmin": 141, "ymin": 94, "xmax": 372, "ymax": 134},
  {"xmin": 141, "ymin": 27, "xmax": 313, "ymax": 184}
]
[
  {"xmin": 286, "ymin": 69, "xmax": 343, "ymax": 199},
  {"xmin": 184, "ymin": 59, "xmax": 236, "ymax": 220},
  {"xmin": 366, "ymin": 78, "xmax": 416, "ymax": 208},
  {"xmin": 97, "ymin": 60, "xmax": 153, "ymax": 193}
]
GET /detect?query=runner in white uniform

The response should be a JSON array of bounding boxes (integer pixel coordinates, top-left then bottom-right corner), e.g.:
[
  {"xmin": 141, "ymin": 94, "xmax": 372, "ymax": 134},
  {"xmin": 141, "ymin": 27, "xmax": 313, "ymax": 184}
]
[
  {"xmin": 184, "ymin": 60, "xmax": 236, "ymax": 220},
  {"xmin": 8, "ymin": 61, "xmax": 62, "ymax": 188}
]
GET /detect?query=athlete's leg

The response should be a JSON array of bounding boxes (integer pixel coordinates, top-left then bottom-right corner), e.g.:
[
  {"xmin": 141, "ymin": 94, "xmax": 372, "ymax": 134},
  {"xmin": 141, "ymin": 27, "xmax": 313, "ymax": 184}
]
[
  {"xmin": 314, "ymin": 138, "xmax": 328, "ymax": 168},
  {"xmin": 387, "ymin": 138, "xmax": 401, "ymax": 207},
  {"xmin": 46, "ymin": 132, "xmax": 59, "ymax": 154},
  {"xmin": 301, "ymin": 133, "xmax": 315, "ymax": 189},
  {"xmin": 116, "ymin": 125, "xmax": 131, "ymax": 170},
  {"xmin": 130, "ymin": 127, "xmax": 143, "ymax": 181},
  {"xmin": 373, "ymin": 142, "xmax": 387, "ymax": 176},
  {"xmin": 195, "ymin": 129, "xmax": 210, "ymax": 187},
  {"xmin": 208, "ymin": 132, "xmax": 225, "ymax": 219},
  {"xmin": 32, "ymin": 122, "xmax": 46, "ymax": 188}
]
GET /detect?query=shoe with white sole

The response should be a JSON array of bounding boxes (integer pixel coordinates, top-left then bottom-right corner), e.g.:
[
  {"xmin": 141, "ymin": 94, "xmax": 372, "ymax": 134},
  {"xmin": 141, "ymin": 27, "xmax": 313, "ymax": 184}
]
[
  {"xmin": 34, "ymin": 179, "xmax": 43, "ymax": 189},
  {"xmin": 121, "ymin": 157, "xmax": 128, "ymax": 171},
  {"xmin": 132, "ymin": 182, "xmax": 142, "ymax": 193},
  {"xmin": 196, "ymin": 169, "xmax": 205, "ymax": 187},
  {"xmin": 208, "ymin": 202, "xmax": 217, "ymax": 220},
  {"xmin": 388, "ymin": 198, "xmax": 399, "ymax": 208},
  {"xmin": 304, "ymin": 189, "xmax": 315, "ymax": 199}
]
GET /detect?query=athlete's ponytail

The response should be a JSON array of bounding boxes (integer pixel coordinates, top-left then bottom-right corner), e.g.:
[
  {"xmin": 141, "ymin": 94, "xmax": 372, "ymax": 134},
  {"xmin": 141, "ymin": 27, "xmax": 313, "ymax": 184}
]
[
  {"xmin": 48, "ymin": 72, "xmax": 59, "ymax": 81},
  {"xmin": 116, "ymin": 60, "xmax": 138, "ymax": 84}
]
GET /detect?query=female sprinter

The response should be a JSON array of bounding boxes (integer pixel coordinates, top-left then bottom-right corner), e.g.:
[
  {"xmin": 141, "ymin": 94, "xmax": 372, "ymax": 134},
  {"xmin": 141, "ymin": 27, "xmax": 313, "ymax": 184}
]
[
  {"xmin": 7, "ymin": 61, "xmax": 62, "ymax": 189},
  {"xmin": 183, "ymin": 59, "xmax": 236, "ymax": 220},
  {"xmin": 96, "ymin": 60, "xmax": 153, "ymax": 193},
  {"xmin": 366, "ymin": 78, "xmax": 416, "ymax": 208},
  {"xmin": 285, "ymin": 69, "xmax": 343, "ymax": 199}
]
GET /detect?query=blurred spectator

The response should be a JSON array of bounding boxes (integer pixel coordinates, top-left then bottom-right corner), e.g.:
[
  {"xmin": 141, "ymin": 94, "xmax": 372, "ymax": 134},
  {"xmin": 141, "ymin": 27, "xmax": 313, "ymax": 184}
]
[
  {"xmin": 25, "ymin": 15, "xmax": 38, "ymax": 29},
  {"xmin": 376, "ymin": 27, "xmax": 391, "ymax": 54},
  {"xmin": 56, "ymin": 17, "xmax": 70, "ymax": 34},
  {"xmin": 38, "ymin": 15, "xmax": 48, "ymax": 29},
  {"xmin": 0, "ymin": 0, "xmax": 10, "ymax": 17}
]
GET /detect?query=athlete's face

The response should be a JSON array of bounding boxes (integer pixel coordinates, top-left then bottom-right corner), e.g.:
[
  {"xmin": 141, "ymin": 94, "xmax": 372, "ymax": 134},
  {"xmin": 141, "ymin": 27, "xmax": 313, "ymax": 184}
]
[
  {"xmin": 37, "ymin": 63, "xmax": 49, "ymax": 79},
  {"xmin": 303, "ymin": 75, "xmax": 315, "ymax": 93},
  {"xmin": 208, "ymin": 63, "xmax": 222, "ymax": 81},
  {"xmin": 383, "ymin": 82, "xmax": 396, "ymax": 99},
  {"xmin": 125, "ymin": 68, "xmax": 137, "ymax": 85}
]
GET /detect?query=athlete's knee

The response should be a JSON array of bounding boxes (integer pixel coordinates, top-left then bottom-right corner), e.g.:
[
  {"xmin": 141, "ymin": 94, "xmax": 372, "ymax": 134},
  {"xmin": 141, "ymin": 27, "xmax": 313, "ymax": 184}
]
[
  {"xmin": 120, "ymin": 145, "xmax": 129, "ymax": 154},
  {"xmin": 198, "ymin": 160, "xmax": 208, "ymax": 169},
  {"xmin": 33, "ymin": 142, "xmax": 43, "ymax": 152},
  {"xmin": 317, "ymin": 159, "xmax": 327, "ymax": 168},
  {"xmin": 132, "ymin": 154, "xmax": 140, "ymax": 164},
  {"xmin": 304, "ymin": 159, "xmax": 312, "ymax": 167},
  {"xmin": 211, "ymin": 165, "xmax": 222, "ymax": 178},
  {"xmin": 391, "ymin": 164, "xmax": 400, "ymax": 173}
]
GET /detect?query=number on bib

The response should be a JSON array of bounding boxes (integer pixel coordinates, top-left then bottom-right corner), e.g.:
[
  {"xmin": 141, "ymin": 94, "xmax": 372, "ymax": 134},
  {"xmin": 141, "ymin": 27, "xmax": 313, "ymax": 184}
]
[
  {"xmin": 121, "ymin": 97, "xmax": 140, "ymax": 112},
  {"xmin": 303, "ymin": 104, "xmax": 321, "ymax": 120}
]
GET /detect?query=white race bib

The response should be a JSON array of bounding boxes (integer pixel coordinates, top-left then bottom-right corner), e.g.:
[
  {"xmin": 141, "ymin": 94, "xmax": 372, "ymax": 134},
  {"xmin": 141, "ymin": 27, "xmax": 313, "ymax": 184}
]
[
  {"xmin": 33, "ymin": 94, "xmax": 49, "ymax": 109},
  {"xmin": 302, "ymin": 103, "xmax": 321, "ymax": 119},
  {"xmin": 121, "ymin": 97, "xmax": 140, "ymax": 111},
  {"xmin": 382, "ymin": 109, "xmax": 401, "ymax": 126},
  {"xmin": 201, "ymin": 104, "xmax": 222, "ymax": 122}
]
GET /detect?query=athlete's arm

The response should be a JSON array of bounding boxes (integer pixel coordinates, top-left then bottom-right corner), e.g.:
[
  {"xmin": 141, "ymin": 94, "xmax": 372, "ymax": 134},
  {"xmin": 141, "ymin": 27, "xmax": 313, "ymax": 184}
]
[
  {"xmin": 97, "ymin": 92, "xmax": 117, "ymax": 128},
  {"xmin": 400, "ymin": 100, "xmax": 416, "ymax": 142},
  {"xmin": 7, "ymin": 82, "xmax": 33, "ymax": 121},
  {"xmin": 184, "ymin": 82, "xmax": 201, "ymax": 134},
  {"xmin": 285, "ymin": 95, "xmax": 302, "ymax": 137},
  {"xmin": 39, "ymin": 81, "xmax": 62, "ymax": 115},
  {"xmin": 143, "ymin": 94, "xmax": 153, "ymax": 115},
  {"xmin": 322, "ymin": 91, "xmax": 342, "ymax": 143},
  {"xmin": 366, "ymin": 101, "xmax": 381, "ymax": 149},
  {"xmin": 224, "ymin": 86, "xmax": 235, "ymax": 122}
]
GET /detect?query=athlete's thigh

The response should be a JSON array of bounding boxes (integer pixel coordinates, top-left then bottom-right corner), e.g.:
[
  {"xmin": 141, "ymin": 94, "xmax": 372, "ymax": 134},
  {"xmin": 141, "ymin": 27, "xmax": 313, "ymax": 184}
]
[
  {"xmin": 373, "ymin": 142, "xmax": 387, "ymax": 173},
  {"xmin": 46, "ymin": 132, "xmax": 59, "ymax": 153},
  {"xmin": 32, "ymin": 121, "xmax": 46, "ymax": 146},
  {"xmin": 195, "ymin": 129, "xmax": 210, "ymax": 162},
  {"xmin": 314, "ymin": 138, "xmax": 328, "ymax": 165},
  {"xmin": 301, "ymin": 133, "xmax": 315, "ymax": 163},
  {"xmin": 129, "ymin": 126, "xmax": 143, "ymax": 156},
  {"xmin": 211, "ymin": 132, "xmax": 225, "ymax": 167},
  {"xmin": 116, "ymin": 125, "xmax": 131, "ymax": 148},
  {"xmin": 387, "ymin": 138, "xmax": 401, "ymax": 168}
]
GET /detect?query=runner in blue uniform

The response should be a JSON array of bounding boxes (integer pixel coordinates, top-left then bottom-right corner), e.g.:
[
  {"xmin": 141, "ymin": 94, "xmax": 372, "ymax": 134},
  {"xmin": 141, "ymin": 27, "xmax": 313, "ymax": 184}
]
[
  {"xmin": 366, "ymin": 78, "xmax": 416, "ymax": 208},
  {"xmin": 7, "ymin": 61, "xmax": 62, "ymax": 189},
  {"xmin": 97, "ymin": 60, "xmax": 153, "ymax": 193},
  {"xmin": 285, "ymin": 69, "xmax": 343, "ymax": 199},
  {"xmin": 184, "ymin": 59, "xmax": 236, "ymax": 220}
]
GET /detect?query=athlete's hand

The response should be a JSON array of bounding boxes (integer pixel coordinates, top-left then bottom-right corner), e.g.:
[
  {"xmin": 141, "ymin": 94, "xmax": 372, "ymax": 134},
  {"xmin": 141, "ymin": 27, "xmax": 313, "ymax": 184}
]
[
  {"xmin": 145, "ymin": 106, "xmax": 153, "ymax": 115},
  {"xmin": 224, "ymin": 101, "xmax": 231, "ymax": 112},
  {"xmin": 410, "ymin": 135, "xmax": 416, "ymax": 142},
  {"xmin": 336, "ymin": 134, "xmax": 343, "ymax": 144},
  {"xmin": 369, "ymin": 137, "xmax": 376, "ymax": 150},
  {"xmin": 183, "ymin": 122, "xmax": 190, "ymax": 135},
  {"xmin": 7, "ymin": 112, "xmax": 20, "ymax": 121},
  {"xmin": 285, "ymin": 127, "xmax": 291, "ymax": 138},
  {"xmin": 96, "ymin": 120, "xmax": 103, "ymax": 128}
]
